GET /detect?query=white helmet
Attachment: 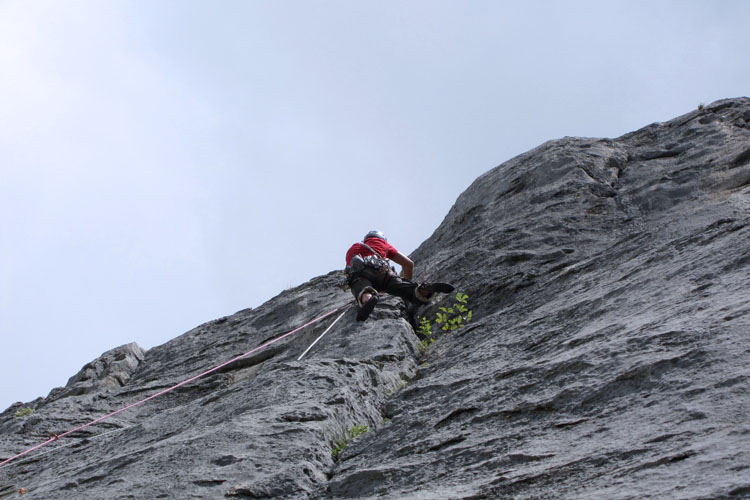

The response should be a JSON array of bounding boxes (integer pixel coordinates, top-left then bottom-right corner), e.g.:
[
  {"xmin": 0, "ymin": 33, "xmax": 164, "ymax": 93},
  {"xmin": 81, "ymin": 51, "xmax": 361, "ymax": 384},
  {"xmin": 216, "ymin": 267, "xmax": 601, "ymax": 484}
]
[{"xmin": 364, "ymin": 230, "xmax": 387, "ymax": 241}]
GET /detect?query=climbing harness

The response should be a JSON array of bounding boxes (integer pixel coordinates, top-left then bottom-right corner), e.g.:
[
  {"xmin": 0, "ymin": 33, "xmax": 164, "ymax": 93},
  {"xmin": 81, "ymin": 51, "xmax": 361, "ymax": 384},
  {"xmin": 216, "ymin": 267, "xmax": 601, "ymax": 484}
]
[
  {"xmin": 345, "ymin": 241, "xmax": 392, "ymax": 280},
  {"xmin": 0, "ymin": 301, "xmax": 352, "ymax": 470},
  {"xmin": 359, "ymin": 241, "xmax": 391, "ymax": 272}
]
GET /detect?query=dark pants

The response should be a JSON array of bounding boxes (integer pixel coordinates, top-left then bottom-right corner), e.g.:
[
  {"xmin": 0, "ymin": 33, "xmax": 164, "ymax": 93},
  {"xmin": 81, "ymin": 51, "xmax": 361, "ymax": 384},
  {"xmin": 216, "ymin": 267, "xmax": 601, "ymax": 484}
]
[{"xmin": 348, "ymin": 268, "xmax": 429, "ymax": 307}]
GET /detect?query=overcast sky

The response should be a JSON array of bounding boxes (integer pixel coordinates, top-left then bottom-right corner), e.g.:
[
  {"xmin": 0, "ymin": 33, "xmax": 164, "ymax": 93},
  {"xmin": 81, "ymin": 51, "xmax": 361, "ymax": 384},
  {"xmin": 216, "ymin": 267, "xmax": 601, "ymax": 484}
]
[{"xmin": 1, "ymin": 0, "xmax": 748, "ymax": 411}]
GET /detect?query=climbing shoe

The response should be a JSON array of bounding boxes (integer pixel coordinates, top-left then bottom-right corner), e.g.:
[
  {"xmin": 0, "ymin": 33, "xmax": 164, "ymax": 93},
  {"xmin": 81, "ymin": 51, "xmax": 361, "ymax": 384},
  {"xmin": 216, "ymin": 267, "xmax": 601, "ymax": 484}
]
[
  {"xmin": 356, "ymin": 294, "xmax": 378, "ymax": 322},
  {"xmin": 419, "ymin": 282, "xmax": 455, "ymax": 294}
]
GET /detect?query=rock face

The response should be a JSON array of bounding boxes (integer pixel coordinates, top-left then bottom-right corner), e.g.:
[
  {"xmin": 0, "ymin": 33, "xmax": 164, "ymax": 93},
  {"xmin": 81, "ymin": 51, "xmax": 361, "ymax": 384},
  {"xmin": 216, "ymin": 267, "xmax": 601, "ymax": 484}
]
[{"xmin": 2, "ymin": 97, "xmax": 750, "ymax": 499}]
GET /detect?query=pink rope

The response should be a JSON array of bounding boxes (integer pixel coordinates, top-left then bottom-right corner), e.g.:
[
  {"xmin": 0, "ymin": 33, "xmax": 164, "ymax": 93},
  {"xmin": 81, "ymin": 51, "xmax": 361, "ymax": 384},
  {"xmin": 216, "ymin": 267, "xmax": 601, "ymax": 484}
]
[{"xmin": 0, "ymin": 301, "xmax": 352, "ymax": 469}]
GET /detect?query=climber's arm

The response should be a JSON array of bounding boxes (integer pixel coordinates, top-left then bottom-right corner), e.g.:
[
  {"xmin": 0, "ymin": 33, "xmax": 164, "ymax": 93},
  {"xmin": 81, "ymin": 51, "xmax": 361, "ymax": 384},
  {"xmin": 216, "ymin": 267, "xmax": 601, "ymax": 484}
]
[{"xmin": 391, "ymin": 252, "xmax": 414, "ymax": 280}]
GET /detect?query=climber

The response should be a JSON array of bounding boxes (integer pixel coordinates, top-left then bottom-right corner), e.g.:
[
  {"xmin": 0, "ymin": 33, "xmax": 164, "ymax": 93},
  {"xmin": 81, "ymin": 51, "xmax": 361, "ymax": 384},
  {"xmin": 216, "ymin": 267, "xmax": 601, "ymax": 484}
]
[{"xmin": 345, "ymin": 230, "xmax": 454, "ymax": 321}]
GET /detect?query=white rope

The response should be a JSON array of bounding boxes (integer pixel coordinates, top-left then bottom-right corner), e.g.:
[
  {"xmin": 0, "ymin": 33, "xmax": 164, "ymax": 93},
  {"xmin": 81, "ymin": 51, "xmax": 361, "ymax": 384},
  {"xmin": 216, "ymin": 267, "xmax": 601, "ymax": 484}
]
[{"xmin": 297, "ymin": 309, "xmax": 348, "ymax": 361}]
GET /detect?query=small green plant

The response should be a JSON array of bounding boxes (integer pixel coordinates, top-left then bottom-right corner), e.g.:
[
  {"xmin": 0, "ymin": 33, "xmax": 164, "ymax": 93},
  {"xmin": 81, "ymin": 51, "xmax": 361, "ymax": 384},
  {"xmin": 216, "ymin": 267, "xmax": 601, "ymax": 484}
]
[
  {"xmin": 332, "ymin": 424, "xmax": 369, "ymax": 458},
  {"xmin": 417, "ymin": 316, "xmax": 432, "ymax": 336},
  {"xmin": 438, "ymin": 292, "xmax": 473, "ymax": 331},
  {"xmin": 14, "ymin": 407, "xmax": 34, "ymax": 418},
  {"xmin": 418, "ymin": 293, "xmax": 473, "ymax": 346},
  {"xmin": 418, "ymin": 316, "xmax": 434, "ymax": 349},
  {"xmin": 698, "ymin": 103, "xmax": 705, "ymax": 111},
  {"xmin": 350, "ymin": 425, "xmax": 368, "ymax": 438}
]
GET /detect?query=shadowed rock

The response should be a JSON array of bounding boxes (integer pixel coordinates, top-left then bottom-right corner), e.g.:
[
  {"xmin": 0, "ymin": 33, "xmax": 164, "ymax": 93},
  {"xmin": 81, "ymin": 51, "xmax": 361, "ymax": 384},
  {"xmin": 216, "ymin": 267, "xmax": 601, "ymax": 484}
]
[{"xmin": 2, "ymin": 97, "xmax": 749, "ymax": 499}]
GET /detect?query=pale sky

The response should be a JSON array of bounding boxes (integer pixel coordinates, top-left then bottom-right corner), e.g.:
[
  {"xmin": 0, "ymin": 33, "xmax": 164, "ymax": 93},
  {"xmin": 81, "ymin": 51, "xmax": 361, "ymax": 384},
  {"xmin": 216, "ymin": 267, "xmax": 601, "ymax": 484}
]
[{"xmin": 1, "ymin": 0, "xmax": 748, "ymax": 411}]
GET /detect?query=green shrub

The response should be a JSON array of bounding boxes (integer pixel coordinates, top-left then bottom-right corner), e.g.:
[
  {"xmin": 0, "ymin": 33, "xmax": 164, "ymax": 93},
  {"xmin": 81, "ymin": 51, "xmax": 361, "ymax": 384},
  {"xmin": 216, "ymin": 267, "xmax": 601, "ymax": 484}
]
[
  {"xmin": 14, "ymin": 407, "xmax": 34, "ymax": 418},
  {"xmin": 436, "ymin": 292, "xmax": 472, "ymax": 331},
  {"xmin": 418, "ymin": 292, "xmax": 473, "ymax": 348},
  {"xmin": 350, "ymin": 425, "xmax": 368, "ymax": 438},
  {"xmin": 332, "ymin": 425, "xmax": 369, "ymax": 458},
  {"xmin": 417, "ymin": 316, "xmax": 432, "ymax": 336},
  {"xmin": 417, "ymin": 316, "xmax": 434, "ymax": 349}
]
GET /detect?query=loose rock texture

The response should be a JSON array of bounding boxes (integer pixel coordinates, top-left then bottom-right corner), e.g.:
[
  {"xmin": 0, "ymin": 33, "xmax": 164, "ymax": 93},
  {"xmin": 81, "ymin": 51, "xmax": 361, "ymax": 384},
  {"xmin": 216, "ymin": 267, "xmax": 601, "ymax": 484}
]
[{"xmin": 2, "ymin": 98, "xmax": 750, "ymax": 499}]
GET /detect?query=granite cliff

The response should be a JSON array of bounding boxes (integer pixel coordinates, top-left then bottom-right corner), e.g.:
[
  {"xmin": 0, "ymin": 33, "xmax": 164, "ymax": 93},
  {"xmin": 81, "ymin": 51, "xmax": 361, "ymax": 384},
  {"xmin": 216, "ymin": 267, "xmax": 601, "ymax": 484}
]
[{"xmin": 2, "ymin": 98, "xmax": 750, "ymax": 499}]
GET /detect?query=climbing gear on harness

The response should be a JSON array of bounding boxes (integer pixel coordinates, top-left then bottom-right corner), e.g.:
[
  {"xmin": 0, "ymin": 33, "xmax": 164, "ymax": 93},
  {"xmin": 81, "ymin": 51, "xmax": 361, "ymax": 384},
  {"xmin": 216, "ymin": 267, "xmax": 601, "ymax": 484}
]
[
  {"xmin": 347, "ymin": 254, "xmax": 366, "ymax": 275},
  {"xmin": 359, "ymin": 241, "xmax": 391, "ymax": 273},
  {"xmin": 345, "ymin": 242, "xmax": 391, "ymax": 280},
  {"xmin": 363, "ymin": 255, "xmax": 391, "ymax": 273},
  {"xmin": 364, "ymin": 230, "xmax": 387, "ymax": 241}
]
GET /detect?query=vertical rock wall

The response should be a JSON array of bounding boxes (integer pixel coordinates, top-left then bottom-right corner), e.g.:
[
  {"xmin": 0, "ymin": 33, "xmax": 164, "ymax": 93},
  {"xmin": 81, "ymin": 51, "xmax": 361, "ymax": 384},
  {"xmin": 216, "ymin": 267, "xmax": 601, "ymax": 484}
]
[
  {"xmin": 327, "ymin": 98, "xmax": 750, "ymax": 499},
  {"xmin": 2, "ymin": 98, "xmax": 749, "ymax": 499}
]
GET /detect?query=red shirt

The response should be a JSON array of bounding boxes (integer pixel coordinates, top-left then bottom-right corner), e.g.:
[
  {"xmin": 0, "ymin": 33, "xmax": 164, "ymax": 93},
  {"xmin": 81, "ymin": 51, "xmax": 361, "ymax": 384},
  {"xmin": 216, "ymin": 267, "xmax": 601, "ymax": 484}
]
[{"xmin": 345, "ymin": 238, "xmax": 399, "ymax": 267}]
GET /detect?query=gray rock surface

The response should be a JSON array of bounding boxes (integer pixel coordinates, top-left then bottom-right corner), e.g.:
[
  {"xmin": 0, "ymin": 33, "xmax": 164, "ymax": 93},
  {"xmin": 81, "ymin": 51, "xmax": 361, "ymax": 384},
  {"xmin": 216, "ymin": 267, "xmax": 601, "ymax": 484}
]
[{"xmin": 2, "ymin": 97, "xmax": 749, "ymax": 499}]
